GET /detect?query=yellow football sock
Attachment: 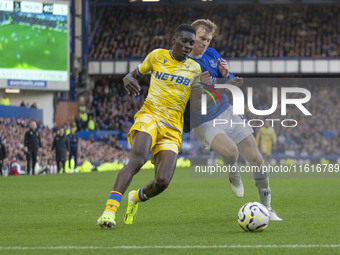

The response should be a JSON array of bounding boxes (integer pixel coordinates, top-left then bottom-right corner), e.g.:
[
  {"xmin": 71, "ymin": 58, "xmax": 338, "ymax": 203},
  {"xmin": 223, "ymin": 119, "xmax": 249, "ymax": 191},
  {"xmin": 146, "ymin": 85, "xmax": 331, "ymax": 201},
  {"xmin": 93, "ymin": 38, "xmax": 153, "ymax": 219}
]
[
  {"xmin": 105, "ymin": 191, "xmax": 122, "ymax": 214},
  {"xmin": 132, "ymin": 187, "xmax": 149, "ymax": 203}
]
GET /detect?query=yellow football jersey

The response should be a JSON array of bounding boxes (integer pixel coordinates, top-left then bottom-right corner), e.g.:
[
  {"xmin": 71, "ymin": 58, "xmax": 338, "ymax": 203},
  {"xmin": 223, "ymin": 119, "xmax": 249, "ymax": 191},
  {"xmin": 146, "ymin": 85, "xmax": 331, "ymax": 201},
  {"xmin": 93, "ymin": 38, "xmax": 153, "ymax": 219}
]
[
  {"xmin": 136, "ymin": 49, "xmax": 201, "ymax": 133},
  {"xmin": 256, "ymin": 127, "xmax": 277, "ymax": 147}
]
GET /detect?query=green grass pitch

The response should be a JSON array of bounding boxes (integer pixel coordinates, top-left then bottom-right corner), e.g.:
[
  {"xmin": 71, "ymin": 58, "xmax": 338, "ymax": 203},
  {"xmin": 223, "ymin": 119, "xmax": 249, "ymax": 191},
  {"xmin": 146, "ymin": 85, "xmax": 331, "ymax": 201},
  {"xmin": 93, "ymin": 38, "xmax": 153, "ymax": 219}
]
[
  {"xmin": 0, "ymin": 168, "xmax": 339, "ymax": 255},
  {"xmin": 0, "ymin": 24, "xmax": 67, "ymax": 71}
]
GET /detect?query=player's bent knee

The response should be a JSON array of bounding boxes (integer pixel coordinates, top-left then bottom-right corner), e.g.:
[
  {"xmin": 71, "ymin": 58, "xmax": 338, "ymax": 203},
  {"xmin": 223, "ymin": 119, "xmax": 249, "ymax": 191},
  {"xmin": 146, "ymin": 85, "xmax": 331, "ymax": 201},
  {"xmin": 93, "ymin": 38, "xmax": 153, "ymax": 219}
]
[
  {"xmin": 127, "ymin": 155, "xmax": 148, "ymax": 172},
  {"xmin": 221, "ymin": 147, "xmax": 238, "ymax": 164},
  {"xmin": 250, "ymin": 155, "xmax": 265, "ymax": 167}
]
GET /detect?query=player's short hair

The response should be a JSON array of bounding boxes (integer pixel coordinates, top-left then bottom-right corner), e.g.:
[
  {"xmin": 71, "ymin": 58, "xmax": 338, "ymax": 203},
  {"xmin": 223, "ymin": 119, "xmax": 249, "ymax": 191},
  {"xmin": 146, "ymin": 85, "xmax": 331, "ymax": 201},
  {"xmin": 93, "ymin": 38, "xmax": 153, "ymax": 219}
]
[
  {"xmin": 174, "ymin": 24, "xmax": 196, "ymax": 37},
  {"xmin": 191, "ymin": 19, "xmax": 218, "ymax": 37}
]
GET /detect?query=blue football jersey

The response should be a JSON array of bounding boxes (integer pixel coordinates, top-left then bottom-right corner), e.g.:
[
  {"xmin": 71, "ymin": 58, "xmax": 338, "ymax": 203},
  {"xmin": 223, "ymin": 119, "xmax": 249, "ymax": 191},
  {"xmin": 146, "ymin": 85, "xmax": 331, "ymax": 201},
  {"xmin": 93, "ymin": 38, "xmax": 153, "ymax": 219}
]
[{"xmin": 183, "ymin": 48, "xmax": 235, "ymax": 133}]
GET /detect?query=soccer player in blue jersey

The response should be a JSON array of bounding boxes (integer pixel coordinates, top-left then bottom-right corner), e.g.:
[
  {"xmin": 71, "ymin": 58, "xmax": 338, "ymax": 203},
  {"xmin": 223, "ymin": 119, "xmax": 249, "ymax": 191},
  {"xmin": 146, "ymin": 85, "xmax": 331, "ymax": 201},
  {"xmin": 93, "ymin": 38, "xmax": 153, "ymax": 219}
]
[
  {"xmin": 96, "ymin": 24, "xmax": 202, "ymax": 229},
  {"xmin": 186, "ymin": 19, "xmax": 282, "ymax": 221}
]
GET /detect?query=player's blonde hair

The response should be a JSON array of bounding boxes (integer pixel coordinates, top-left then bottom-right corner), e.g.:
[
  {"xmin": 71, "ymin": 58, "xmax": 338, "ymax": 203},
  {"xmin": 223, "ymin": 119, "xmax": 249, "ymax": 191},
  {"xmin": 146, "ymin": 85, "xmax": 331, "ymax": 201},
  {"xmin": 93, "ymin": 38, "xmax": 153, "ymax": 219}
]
[{"xmin": 191, "ymin": 19, "xmax": 218, "ymax": 37}]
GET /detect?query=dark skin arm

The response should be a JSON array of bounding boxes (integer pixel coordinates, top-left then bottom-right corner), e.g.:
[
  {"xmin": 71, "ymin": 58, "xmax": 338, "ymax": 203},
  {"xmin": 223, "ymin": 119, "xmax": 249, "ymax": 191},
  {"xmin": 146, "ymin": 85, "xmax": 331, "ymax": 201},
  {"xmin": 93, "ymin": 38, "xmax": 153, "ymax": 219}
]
[
  {"xmin": 140, "ymin": 74, "xmax": 151, "ymax": 87},
  {"xmin": 122, "ymin": 70, "xmax": 144, "ymax": 96}
]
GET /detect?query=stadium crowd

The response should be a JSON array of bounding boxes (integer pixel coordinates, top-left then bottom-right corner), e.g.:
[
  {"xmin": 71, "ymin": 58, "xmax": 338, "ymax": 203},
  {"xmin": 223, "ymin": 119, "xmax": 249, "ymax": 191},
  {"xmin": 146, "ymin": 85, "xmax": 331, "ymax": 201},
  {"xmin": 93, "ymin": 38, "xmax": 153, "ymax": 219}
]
[
  {"xmin": 0, "ymin": 80, "xmax": 338, "ymax": 175},
  {"xmin": 244, "ymin": 81, "xmax": 340, "ymax": 157},
  {"xmin": 75, "ymin": 77, "xmax": 147, "ymax": 133},
  {"xmin": 67, "ymin": 74, "xmax": 340, "ymax": 156},
  {"xmin": 74, "ymin": 77, "xmax": 340, "ymax": 158},
  {"xmin": 89, "ymin": 4, "xmax": 340, "ymax": 59},
  {"xmin": 0, "ymin": 117, "xmax": 129, "ymax": 175}
]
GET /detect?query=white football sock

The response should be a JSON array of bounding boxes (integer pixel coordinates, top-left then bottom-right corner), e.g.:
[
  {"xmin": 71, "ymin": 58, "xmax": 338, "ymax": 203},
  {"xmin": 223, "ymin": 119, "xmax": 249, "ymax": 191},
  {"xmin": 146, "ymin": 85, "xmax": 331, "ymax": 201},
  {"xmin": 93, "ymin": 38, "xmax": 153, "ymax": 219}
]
[
  {"xmin": 254, "ymin": 178, "xmax": 271, "ymax": 209},
  {"xmin": 129, "ymin": 192, "xmax": 137, "ymax": 205}
]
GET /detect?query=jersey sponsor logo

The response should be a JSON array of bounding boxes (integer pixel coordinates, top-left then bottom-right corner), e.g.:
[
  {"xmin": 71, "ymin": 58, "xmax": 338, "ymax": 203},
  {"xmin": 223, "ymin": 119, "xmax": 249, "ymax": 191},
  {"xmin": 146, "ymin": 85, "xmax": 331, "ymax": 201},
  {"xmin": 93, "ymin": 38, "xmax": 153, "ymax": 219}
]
[
  {"xmin": 155, "ymin": 71, "xmax": 190, "ymax": 86},
  {"xmin": 164, "ymin": 59, "xmax": 168, "ymax": 63},
  {"xmin": 209, "ymin": 59, "xmax": 217, "ymax": 68}
]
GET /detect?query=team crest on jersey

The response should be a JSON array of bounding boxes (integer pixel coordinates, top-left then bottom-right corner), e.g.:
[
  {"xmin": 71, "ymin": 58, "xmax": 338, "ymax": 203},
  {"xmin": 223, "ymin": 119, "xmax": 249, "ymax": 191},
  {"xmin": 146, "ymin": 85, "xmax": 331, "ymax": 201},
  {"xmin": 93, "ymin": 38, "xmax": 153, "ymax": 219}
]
[{"xmin": 209, "ymin": 59, "xmax": 217, "ymax": 68}]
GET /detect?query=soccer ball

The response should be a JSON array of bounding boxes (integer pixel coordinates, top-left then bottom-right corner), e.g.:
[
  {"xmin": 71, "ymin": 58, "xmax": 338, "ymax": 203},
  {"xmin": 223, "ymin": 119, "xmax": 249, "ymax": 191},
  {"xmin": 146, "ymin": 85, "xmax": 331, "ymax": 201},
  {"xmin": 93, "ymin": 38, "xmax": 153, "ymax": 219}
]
[{"xmin": 237, "ymin": 202, "xmax": 270, "ymax": 232}]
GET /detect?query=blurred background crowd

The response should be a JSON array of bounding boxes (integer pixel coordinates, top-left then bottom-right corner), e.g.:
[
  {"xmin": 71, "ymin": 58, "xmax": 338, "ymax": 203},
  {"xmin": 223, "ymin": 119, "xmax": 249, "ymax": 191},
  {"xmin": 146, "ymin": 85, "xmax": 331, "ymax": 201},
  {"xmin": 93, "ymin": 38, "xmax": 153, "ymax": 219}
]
[
  {"xmin": 1, "ymin": 79, "xmax": 339, "ymax": 174},
  {"xmin": 244, "ymin": 81, "xmax": 340, "ymax": 157},
  {"xmin": 89, "ymin": 4, "xmax": 340, "ymax": 59},
  {"xmin": 0, "ymin": 117, "xmax": 129, "ymax": 175}
]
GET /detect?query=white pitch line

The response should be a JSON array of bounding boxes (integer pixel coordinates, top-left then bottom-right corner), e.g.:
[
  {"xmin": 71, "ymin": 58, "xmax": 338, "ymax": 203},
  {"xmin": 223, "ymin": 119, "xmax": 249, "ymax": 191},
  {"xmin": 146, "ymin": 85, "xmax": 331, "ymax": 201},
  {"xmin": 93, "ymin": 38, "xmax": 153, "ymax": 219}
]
[{"xmin": 0, "ymin": 245, "xmax": 340, "ymax": 250}]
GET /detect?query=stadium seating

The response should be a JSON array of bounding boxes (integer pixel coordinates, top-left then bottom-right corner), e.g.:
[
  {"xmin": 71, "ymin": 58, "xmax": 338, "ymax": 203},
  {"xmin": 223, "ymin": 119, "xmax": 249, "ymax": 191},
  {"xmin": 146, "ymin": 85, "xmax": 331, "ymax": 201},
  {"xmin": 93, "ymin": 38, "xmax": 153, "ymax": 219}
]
[
  {"xmin": 89, "ymin": 4, "xmax": 340, "ymax": 59},
  {"xmin": 87, "ymin": 77, "xmax": 340, "ymax": 159}
]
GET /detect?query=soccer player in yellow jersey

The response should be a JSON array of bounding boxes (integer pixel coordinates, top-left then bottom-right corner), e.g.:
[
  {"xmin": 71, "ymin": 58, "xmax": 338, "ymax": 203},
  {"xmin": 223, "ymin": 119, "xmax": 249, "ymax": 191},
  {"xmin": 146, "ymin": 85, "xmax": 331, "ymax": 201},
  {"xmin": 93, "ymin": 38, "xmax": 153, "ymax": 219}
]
[
  {"xmin": 96, "ymin": 24, "xmax": 201, "ymax": 229},
  {"xmin": 256, "ymin": 121, "xmax": 277, "ymax": 164}
]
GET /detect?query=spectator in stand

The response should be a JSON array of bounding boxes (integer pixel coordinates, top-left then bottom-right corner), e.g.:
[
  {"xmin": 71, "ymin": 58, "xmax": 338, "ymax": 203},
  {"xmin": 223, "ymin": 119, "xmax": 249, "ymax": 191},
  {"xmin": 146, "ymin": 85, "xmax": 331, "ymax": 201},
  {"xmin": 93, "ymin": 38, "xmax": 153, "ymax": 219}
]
[
  {"xmin": 17, "ymin": 116, "xmax": 25, "ymax": 127},
  {"xmin": 10, "ymin": 117, "xmax": 17, "ymax": 126},
  {"xmin": 120, "ymin": 116, "xmax": 132, "ymax": 133},
  {"xmin": 88, "ymin": 115, "xmax": 95, "ymax": 131},
  {"xmin": 48, "ymin": 158, "xmax": 58, "ymax": 174},
  {"xmin": 79, "ymin": 105, "xmax": 88, "ymax": 130},
  {"xmin": 0, "ymin": 93, "xmax": 10, "ymax": 105}
]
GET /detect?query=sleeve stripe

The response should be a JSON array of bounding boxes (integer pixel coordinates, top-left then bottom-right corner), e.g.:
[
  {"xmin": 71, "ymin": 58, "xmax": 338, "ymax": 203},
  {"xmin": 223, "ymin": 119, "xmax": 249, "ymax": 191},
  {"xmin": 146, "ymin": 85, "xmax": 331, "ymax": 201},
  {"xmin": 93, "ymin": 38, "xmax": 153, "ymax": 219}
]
[
  {"xmin": 169, "ymin": 50, "xmax": 174, "ymax": 60},
  {"xmin": 136, "ymin": 66, "xmax": 143, "ymax": 76}
]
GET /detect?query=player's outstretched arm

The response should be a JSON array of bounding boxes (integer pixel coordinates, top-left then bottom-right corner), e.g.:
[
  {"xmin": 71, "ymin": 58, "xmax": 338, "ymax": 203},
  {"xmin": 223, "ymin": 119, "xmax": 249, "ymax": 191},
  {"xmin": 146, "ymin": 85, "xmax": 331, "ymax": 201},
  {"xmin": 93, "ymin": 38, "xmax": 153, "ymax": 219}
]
[{"xmin": 123, "ymin": 70, "xmax": 142, "ymax": 96}]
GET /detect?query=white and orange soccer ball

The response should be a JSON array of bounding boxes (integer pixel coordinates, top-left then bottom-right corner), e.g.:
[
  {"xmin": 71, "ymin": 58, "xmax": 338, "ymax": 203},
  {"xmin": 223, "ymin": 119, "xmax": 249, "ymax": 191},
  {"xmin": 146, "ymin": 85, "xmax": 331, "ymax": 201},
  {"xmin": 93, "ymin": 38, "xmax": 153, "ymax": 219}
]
[{"xmin": 237, "ymin": 202, "xmax": 270, "ymax": 232}]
